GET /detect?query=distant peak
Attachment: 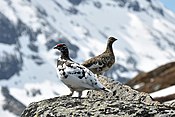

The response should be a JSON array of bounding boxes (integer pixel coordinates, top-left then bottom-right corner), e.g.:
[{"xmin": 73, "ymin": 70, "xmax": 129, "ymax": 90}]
[{"xmin": 68, "ymin": 0, "xmax": 83, "ymax": 5}]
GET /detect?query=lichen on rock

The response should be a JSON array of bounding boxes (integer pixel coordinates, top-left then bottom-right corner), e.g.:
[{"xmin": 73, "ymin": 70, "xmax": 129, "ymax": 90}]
[{"xmin": 21, "ymin": 76, "xmax": 175, "ymax": 117}]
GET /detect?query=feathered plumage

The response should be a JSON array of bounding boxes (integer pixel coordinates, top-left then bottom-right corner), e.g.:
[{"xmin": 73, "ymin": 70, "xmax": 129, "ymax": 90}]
[
  {"xmin": 82, "ymin": 37, "xmax": 117, "ymax": 75},
  {"xmin": 54, "ymin": 43, "xmax": 110, "ymax": 98}
]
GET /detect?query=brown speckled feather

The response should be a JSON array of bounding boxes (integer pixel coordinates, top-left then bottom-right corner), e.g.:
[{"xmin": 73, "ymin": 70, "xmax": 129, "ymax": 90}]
[
  {"xmin": 82, "ymin": 37, "xmax": 117, "ymax": 75},
  {"xmin": 54, "ymin": 43, "xmax": 111, "ymax": 98}
]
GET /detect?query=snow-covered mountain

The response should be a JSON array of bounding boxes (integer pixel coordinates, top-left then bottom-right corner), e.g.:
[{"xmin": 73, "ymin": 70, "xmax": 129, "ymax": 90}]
[{"xmin": 0, "ymin": 0, "xmax": 175, "ymax": 116}]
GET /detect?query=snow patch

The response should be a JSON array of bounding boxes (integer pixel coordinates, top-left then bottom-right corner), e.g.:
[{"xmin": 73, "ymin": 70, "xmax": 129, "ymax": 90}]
[{"xmin": 150, "ymin": 85, "xmax": 175, "ymax": 98}]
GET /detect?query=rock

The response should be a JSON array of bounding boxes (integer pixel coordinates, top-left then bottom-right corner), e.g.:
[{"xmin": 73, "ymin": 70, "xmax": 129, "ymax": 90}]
[
  {"xmin": 1, "ymin": 86, "xmax": 26, "ymax": 116},
  {"xmin": 126, "ymin": 62, "xmax": 175, "ymax": 93},
  {"xmin": 153, "ymin": 93, "xmax": 175, "ymax": 103},
  {"xmin": 21, "ymin": 76, "xmax": 175, "ymax": 117},
  {"xmin": 87, "ymin": 75, "xmax": 155, "ymax": 105}
]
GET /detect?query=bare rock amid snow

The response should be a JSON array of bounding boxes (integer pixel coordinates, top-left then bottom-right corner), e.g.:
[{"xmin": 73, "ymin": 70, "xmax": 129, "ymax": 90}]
[
  {"xmin": 21, "ymin": 76, "xmax": 175, "ymax": 117},
  {"xmin": 126, "ymin": 62, "xmax": 175, "ymax": 102},
  {"xmin": 126, "ymin": 62, "xmax": 175, "ymax": 93},
  {"xmin": 1, "ymin": 87, "xmax": 26, "ymax": 116}
]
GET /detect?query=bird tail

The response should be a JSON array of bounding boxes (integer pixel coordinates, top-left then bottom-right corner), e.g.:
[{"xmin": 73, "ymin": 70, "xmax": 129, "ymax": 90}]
[{"xmin": 101, "ymin": 87, "xmax": 112, "ymax": 92}]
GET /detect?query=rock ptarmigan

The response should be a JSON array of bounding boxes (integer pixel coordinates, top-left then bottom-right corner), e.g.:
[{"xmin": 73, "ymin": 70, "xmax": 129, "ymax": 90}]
[
  {"xmin": 53, "ymin": 43, "xmax": 110, "ymax": 98},
  {"xmin": 82, "ymin": 37, "xmax": 117, "ymax": 75}
]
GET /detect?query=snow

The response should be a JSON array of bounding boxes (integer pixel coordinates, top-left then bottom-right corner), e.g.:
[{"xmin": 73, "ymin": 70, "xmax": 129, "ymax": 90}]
[
  {"xmin": 0, "ymin": 44, "xmax": 16, "ymax": 56},
  {"xmin": 0, "ymin": 87, "xmax": 17, "ymax": 117},
  {"xmin": 0, "ymin": 0, "xmax": 18, "ymax": 24},
  {"xmin": 10, "ymin": 0, "xmax": 42, "ymax": 31},
  {"xmin": 37, "ymin": 34, "xmax": 47, "ymax": 45},
  {"xmin": 0, "ymin": 0, "xmax": 175, "ymax": 116},
  {"xmin": 10, "ymin": 80, "xmax": 70, "ymax": 106},
  {"xmin": 137, "ymin": 0, "xmax": 150, "ymax": 8},
  {"xmin": 133, "ymin": 83, "xmax": 145, "ymax": 89},
  {"xmin": 150, "ymin": 85, "xmax": 175, "ymax": 98},
  {"xmin": 0, "ymin": 106, "xmax": 16, "ymax": 117}
]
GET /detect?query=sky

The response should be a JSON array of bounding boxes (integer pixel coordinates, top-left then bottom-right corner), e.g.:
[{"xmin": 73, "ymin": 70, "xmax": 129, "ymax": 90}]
[{"xmin": 160, "ymin": 0, "xmax": 175, "ymax": 13}]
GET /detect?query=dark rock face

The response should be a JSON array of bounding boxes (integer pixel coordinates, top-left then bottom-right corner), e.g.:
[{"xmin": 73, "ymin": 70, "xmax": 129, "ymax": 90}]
[
  {"xmin": 93, "ymin": 1, "xmax": 102, "ymax": 9},
  {"xmin": 0, "ymin": 13, "xmax": 18, "ymax": 45},
  {"xmin": 67, "ymin": 7, "xmax": 79, "ymax": 15},
  {"xmin": 28, "ymin": 43, "xmax": 38, "ymax": 53},
  {"xmin": 113, "ymin": 0, "xmax": 164, "ymax": 16},
  {"xmin": 105, "ymin": 64, "xmax": 132, "ymax": 83},
  {"xmin": 126, "ymin": 62, "xmax": 175, "ymax": 93},
  {"xmin": 21, "ymin": 76, "xmax": 175, "ymax": 117},
  {"xmin": 30, "ymin": 55, "xmax": 44, "ymax": 65},
  {"xmin": 150, "ymin": 4, "xmax": 164, "ymax": 16},
  {"xmin": 46, "ymin": 38, "xmax": 79, "ymax": 59},
  {"xmin": 26, "ymin": 88, "xmax": 42, "ymax": 97},
  {"xmin": 0, "ymin": 14, "xmax": 40, "ymax": 80},
  {"xmin": 128, "ymin": 1, "xmax": 141, "ymax": 11},
  {"xmin": 1, "ymin": 86, "xmax": 26, "ymax": 116},
  {"xmin": 154, "ymin": 93, "xmax": 175, "ymax": 103},
  {"xmin": 0, "ymin": 13, "xmax": 38, "ymax": 45},
  {"xmin": 16, "ymin": 20, "xmax": 39, "ymax": 42},
  {"xmin": 68, "ymin": 0, "xmax": 83, "ymax": 5},
  {"xmin": 0, "ymin": 53, "xmax": 23, "ymax": 80},
  {"xmin": 114, "ymin": 0, "xmax": 128, "ymax": 7}
]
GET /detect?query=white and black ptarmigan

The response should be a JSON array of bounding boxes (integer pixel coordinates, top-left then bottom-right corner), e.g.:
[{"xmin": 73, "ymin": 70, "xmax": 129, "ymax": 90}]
[
  {"xmin": 53, "ymin": 43, "xmax": 110, "ymax": 98},
  {"xmin": 82, "ymin": 37, "xmax": 117, "ymax": 75}
]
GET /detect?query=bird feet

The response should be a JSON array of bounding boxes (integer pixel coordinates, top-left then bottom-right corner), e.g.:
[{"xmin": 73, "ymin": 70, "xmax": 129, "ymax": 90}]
[
  {"xmin": 60, "ymin": 90, "xmax": 74, "ymax": 98},
  {"xmin": 60, "ymin": 91, "xmax": 83, "ymax": 99},
  {"xmin": 78, "ymin": 91, "xmax": 82, "ymax": 99}
]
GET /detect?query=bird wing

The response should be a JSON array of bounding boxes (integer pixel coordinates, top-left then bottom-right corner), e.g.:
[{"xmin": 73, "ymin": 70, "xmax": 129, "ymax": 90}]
[
  {"xmin": 81, "ymin": 56, "xmax": 104, "ymax": 69},
  {"xmin": 82, "ymin": 53, "xmax": 114, "ymax": 69},
  {"xmin": 83, "ymin": 67, "xmax": 105, "ymax": 90},
  {"xmin": 63, "ymin": 62, "xmax": 105, "ymax": 90}
]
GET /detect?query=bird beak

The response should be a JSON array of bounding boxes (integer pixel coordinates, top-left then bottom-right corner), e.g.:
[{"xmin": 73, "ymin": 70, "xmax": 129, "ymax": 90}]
[
  {"xmin": 53, "ymin": 45, "xmax": 58, "ymax": 49},
  {"xmin": 114, "ymin": 38, "xmax": 117, "ymax": 41}
]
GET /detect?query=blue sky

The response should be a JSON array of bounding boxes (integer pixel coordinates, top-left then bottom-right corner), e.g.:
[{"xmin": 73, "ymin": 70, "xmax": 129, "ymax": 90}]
[{"xmin": 160, "ymin": 0, "xmax": 175, "ymax": 13}]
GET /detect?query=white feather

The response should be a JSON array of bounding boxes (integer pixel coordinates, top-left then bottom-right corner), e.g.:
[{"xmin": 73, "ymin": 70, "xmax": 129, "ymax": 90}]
[
  {"xmin": 56, "ymin": 59, "xmax": 107, "ymax": 91},
  {"xmin": 88, "ymin": 62, "xmax": 103, "ymax": 69}
]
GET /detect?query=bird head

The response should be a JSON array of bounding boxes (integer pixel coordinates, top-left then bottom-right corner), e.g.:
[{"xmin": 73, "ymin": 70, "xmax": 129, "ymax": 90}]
[
  {"xmin": 53, "ymin": 43, "xmax": 68, "ymax": 53},
  {"xmin": 108, "ymin": 37, "xmax": 117, "ymax": 43},
  {"xmin": 107, "ymin": 37, "xmax": 117, "ymax": 47}
]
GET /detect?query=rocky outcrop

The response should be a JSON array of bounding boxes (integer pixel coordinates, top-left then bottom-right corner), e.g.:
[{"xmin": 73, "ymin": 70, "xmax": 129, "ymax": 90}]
[
  {"xmin": 154, "ymin": 93, "xmax": 175, "ymax": 103},
  {"xmin": 1, "ymin": 86, "xmax": 26, "ymax": 116},
  {"xmin": 126, "ymin": 62, "xmax": 175, "ymax": 93},
  {"xmin": 21, "ymin": 76, "xmax": 175, "ymax": 117}
]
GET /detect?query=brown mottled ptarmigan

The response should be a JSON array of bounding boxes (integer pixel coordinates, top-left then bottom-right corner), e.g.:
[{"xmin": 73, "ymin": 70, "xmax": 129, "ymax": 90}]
[
  {"xmin": 82, "ymin": 37, "xmax": 117, "ymax": 75},
  {"xmin": 53, "ymin": 43, "xmax": 110, "ymax": 98}
]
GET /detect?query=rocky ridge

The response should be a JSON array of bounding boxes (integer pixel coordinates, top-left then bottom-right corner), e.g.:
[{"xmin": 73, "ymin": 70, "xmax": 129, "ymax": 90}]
[
  {"xmin": 126, "ymin": 62, "xmax": 175, "ymax": 103},
  {"xmin": 21, "ymin": 76, "xmax": 175, "ymax": 117},
  {"xmin": 126, "ymin": 62, "xmax": 175, "ymax": 93},
  {"xmin": 1, "ymin": 87, "xmax": 26, "ymax": 116}
]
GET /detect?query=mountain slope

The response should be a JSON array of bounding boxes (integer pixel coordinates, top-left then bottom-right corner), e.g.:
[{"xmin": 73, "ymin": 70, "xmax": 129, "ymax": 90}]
[
  {"xmin": 0, "ymin": 0, "xmax": 175, "ymax": 116},
  {"xmin": 126, "ymin": 61, "xmax": 175, "ymax": 93}
]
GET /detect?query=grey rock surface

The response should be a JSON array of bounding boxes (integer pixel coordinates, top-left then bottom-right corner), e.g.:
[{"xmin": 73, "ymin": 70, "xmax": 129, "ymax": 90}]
[
  {"xmin": 21, "ymin": 76, "xmax": 175, "ymax": 117},
  {"xmin": 1, "ymin": 86, "xmax": 26, "ymax": 116}
]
